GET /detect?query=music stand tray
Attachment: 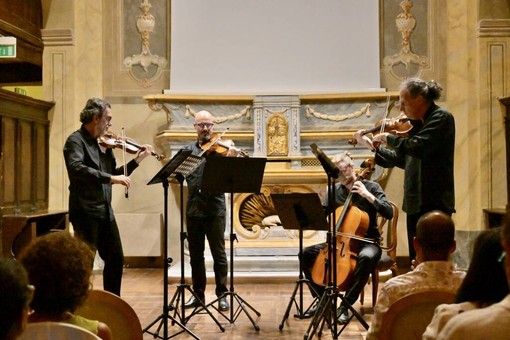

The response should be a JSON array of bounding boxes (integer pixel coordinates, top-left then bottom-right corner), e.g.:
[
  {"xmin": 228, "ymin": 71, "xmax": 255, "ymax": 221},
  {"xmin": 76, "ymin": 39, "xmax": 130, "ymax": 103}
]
[
  {"xmin": 200, "ymin": 156, "xmax": 266, "ymax": 194},
  {"xmin": 199, "ymin": 156, "xmax": 267, "ymax": 331},
  {"xmin": 272, "ymin": 193, "xmax": 329, "ymax": 329},
  {"xmin": 271, "ymin": 193, "xmax": 328, "ymax": 233},
  {"xmin": 147, "ymin": 149, "xmax": 202, "ymax": 186}
]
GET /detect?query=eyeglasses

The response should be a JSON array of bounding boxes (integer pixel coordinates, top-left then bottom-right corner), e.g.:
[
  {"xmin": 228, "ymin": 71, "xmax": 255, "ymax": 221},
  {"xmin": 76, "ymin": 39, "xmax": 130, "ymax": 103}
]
[{"xmin": 196, "ymin": 122, "xmax": 214, "ymax": 129}]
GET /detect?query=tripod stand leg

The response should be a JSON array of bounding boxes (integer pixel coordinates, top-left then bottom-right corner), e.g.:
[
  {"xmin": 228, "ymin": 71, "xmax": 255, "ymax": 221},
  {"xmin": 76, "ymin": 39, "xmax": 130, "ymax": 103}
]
[
  {"xmin": 184, "ymin": 296, "xmax": 226, "ymax": 332},
  {"xmin": 303, "ymin": 287, "xmax": 337, "ymax": 340},
  {"xmin": 337, "ymin": 293, "xmax": 369, "ymax": 330},
  {"xmin": 143, "ymin": 312, "xmax": 200, "ymax": 340},
  {"xmin": 207, "ymin": 291, "xmax": 261, "ymax": 331},
  {"xmin": 231, "ymin": 292, "xmax": 261, "ymax": 331},
  {"xmin": 279, "ymin": 279, "xmax": 319, "ymax": 330}
]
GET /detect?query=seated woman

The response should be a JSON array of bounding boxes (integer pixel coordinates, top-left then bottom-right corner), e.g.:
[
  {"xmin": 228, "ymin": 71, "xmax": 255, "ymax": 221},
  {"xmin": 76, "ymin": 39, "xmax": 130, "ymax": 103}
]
[
  {"xmin": 0, "ymin": 258, "xmax": 33, "ymax": 340},
  {"xmin": 19, "ymin": 232, "xmax": 112, "ymax": 340},
  {"xmin": 422, "ymin": 227, "xmax": 509, "ymax": 339}
]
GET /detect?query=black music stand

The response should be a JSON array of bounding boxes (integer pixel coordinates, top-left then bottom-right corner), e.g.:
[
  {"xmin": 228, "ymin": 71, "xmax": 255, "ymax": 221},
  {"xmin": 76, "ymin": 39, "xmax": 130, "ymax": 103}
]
[
  {"xmin": 271, "ymin": 193, "xmax": 329, "ymax": 330},
  {"xmin": 194, "ymin": 156, "xmax": 266, "ymax": 331},
  {"xmin": 143, "ymin": 149, "xmax": 203, "ymax": 340},
  {"xmin": 304, "ymin": 144, "xmax": 369, "ymax": 340}
]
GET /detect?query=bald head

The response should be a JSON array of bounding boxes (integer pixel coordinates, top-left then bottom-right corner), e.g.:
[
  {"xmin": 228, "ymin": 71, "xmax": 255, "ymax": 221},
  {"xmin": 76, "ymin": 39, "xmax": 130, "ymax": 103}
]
[
  {"xmin": 193, "ymin": 110, "xmax": 215, "ymax": 143},
  {"xmin": 195, "ymin": 110, "xmax": 213, "ymax": 122},
  {"xmin": 414, "ymin": 211, "xmax": 456, "ymax": 261}
]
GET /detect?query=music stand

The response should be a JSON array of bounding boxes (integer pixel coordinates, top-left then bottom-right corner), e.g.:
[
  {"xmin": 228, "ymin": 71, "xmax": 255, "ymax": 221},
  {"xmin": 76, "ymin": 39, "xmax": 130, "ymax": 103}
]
[
  {"xmin": 143, "ymin": 149, "xmax": 203, "ymax": 340},
  {"xmin": 195, "ymin": 156, "xmax": 266, "ymax": 331},
  {"xmin": 304, "ymin": 143, "xmax": 369, "ymax": 340},
  {"xmin": 271, "ymin": 193, "xmax": 329, "ymax": 330}
]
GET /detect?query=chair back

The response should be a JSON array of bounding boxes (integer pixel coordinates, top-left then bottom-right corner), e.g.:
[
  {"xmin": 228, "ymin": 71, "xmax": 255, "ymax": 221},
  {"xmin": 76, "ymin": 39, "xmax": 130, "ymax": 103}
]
[
  {"xmin": 378, "ymin": 290, "xmax": 456, "ymax": 340},
  {"xmin": 19, "ymin": 322, "xmax": 101, "ymax": 340},
  {"xmin": 378, "ymin": 201, "xmax": 399, "ymax": 259},
  {"xmin": 76, "ymin": 289, "xmax": 143, "ymax": 340}
]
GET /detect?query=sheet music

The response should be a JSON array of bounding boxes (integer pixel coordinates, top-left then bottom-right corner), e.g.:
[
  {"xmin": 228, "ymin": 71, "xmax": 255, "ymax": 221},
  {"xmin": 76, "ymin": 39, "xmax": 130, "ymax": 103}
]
[{"xmin": 169, "ymin": 155, "xmax": 204, "ymax": 183}]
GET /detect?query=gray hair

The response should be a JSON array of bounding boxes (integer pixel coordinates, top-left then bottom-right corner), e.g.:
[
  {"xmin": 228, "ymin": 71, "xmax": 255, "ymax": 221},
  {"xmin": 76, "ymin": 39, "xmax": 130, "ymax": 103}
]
[
  {"xmin": 400, "ymin": 78, "xmax": 443, "ymax": 103},
  {"xmin": 80, "ymin": 97, "xmax": 111, "ymax": 124}
]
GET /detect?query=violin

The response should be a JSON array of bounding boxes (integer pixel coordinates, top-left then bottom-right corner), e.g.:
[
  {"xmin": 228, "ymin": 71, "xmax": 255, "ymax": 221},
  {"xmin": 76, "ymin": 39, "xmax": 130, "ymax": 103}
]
[
  {"xmin": 98, "ymin": 131, "xmax": 163, "ymax": 160},
  {"xmin": 311, "ymin": 159, "xmax": 377, "ymax": 290},
  {"xmin": 199, "ymin": 131, "xmax": 249, "ymax": 158},
  {"xmin": 348, "ymin": 112, "xmax": 419, "ymax": 147}
]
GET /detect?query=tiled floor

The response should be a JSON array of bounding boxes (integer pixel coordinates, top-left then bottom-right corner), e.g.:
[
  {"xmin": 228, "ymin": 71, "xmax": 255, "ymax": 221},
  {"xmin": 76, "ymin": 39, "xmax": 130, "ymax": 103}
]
[{"xmin": 92, "ymin": 268, "xmax": 374, "ymax": 339}]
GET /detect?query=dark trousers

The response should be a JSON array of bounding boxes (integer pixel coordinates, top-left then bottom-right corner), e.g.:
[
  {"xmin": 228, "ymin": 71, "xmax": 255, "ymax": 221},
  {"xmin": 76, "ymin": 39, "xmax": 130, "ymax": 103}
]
[
  {"xmin": 301, "ymin": 241, "xmax": 381, "ymax": 306},
  {"xmin": 72, "ymin": 215, "xmax": 124, "ymax": 296},
  {"xmin": 187, "ymin": 215, "xmax": 228, "ymax": 299}
]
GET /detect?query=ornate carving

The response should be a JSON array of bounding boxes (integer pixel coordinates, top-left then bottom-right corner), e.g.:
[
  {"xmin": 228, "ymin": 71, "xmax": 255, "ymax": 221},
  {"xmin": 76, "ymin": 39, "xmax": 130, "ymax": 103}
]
[
  {"xmin": 146, "ymin": 99, "xmax": 180, "ymax": 125},
  {"xmin": 233, "ymin": 185, "xmax": 322, "ymax": 240},
  {"xmin": 184, "ymin": 105, "xmax": 252, "ymax": 123},
  {"xmin": 123, "ymin": 0, "xmax": 168, "ymax": 87},
  {"xmin": 265, "ymin": 112, "xmax": 288, "ymax": 156},
  {"xmin": 305, "ymin": 103, "xmax": 371, "ymax": 121},
  {"xmin": 383, "ymin": 0, "xmax": 429, "ymax": 80}
]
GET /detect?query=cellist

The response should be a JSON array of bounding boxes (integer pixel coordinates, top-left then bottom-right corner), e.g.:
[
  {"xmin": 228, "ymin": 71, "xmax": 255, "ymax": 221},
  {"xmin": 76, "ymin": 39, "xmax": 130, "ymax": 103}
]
[{"xmin": 300, "ymin": 151, "xmax": 394, "ymax": 323}]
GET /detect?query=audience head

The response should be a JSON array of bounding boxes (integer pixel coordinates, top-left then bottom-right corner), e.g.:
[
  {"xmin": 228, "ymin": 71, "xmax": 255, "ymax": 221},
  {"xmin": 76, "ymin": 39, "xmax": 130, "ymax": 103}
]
[
  {"xmin": 19, "ymin": 232, "xmax": 95, "ymax": 316},
  {"xmin": 455, "ymin": 228, "xmax": 508, "ymax": 305},
  {"xmin": 414, "ymin": 210, "xmax": 456, "ymax": 262},
  {"xmin": 0, "ymin": 258, "xmax": 33, "ymax": 340},
  {"xmin": 502, "ymin": 208, "xmax": 510, "ymax": 283}
]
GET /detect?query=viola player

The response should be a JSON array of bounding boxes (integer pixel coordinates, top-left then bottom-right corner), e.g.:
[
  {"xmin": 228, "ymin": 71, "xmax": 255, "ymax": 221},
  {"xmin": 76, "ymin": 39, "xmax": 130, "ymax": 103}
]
[
  {"xmin": 353, "ymin": 78, "xmax": 455, "ymax": 266},
  {"xmin": 63, "ymin": 97, "xmax": 154, "ymax": 296},
  {"xmin": 300, "ymin": 151, "xmax": 393, "ymax": 323},
  {"xmin": 182, "ymin": 110, "xmax": 241, "ymax": 312}
]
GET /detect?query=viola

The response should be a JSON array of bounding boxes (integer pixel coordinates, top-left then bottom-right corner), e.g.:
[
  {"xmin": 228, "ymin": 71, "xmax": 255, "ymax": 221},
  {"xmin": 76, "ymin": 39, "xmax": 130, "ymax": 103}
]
[
  {"xmin": 199, "ymin": 131, "xmax": 249, "ymax": 158},
  {"xmin": 98, "ymin": 131, "xmax": 163, "ymax": 160},
  {"xmin": 311, "ymin": 159, "xmax": 377, "ymax": 290}
]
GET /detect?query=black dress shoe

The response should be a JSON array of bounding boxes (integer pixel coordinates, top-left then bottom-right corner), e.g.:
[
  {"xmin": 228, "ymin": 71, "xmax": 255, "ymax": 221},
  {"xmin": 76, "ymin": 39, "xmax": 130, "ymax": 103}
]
[
  {"xmin": 337, "ymin": 306, "xmax": 350, "ymax": 324},
  {"xmin": 302, "ymin": 304, "xmax": 318, "ymax": 318},
  {"xmin": 218, "ymin": 296, "xmax": 229, "ymax": 311},
  {"xmin": 184, "ymin": 296, "xmax": 204, "ymax": 309}
]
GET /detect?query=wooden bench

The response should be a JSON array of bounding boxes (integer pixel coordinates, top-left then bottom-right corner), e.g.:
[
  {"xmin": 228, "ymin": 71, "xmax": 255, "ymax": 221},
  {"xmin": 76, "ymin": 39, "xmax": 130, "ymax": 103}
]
[{"xmin": 1, "ymin": 210, "xmax": 68, "ymax": 258}]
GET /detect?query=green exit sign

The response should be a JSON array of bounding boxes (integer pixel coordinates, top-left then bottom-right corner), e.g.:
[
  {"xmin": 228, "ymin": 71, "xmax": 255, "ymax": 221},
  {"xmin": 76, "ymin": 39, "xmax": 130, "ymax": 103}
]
[{"xmin": 0, "ymin": 37, "xmax": 16, "ymax": 58}]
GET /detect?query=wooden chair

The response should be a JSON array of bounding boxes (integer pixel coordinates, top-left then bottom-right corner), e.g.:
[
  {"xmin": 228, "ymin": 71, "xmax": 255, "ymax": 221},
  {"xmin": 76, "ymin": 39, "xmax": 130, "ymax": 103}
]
[
  {"xmin": 19, "ymin": 322, "xmax": 101, "ymax": 340},
  {"xmin": 76, "ymin": 289, "xmax": 143, "ymax": 340},
  {"xmin": 360, "ymin": 201, "xmax": 399, "ymax": 307},
  {"xmin": 378, "ymin": 290, "xmax": 456, "ymax": 340}
]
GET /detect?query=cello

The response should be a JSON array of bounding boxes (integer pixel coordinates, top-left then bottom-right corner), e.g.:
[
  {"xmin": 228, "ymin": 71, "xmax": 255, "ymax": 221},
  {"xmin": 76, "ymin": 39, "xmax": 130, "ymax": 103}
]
[{"xmin": 311, "ymin": 159, "xmax": 377, "ymax": 291}]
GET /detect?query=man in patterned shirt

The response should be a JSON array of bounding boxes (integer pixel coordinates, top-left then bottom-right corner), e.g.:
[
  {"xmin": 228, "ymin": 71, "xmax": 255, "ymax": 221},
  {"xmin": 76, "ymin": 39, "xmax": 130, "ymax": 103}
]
[{"xmin": 365, "ymin": 210, "xmax": 465, "ymax": 340}]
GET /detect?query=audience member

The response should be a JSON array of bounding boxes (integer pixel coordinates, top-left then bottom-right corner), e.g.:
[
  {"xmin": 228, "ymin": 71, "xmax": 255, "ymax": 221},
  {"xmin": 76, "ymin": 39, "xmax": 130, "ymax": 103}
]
[
  {"xmin": 365, "ymin": 211, "xmax": 465, "ymax": 340},
  {"xmin": 423, "ymin": 228, "xmax": 508, "ymax": 339},
  {"xmin": 436, "ymin": 212, "xmax": 510, "ymax": 339},
  {"xmin": 0, "ymin": 258, "xmax": 33, "ymax": 340},
  {"xmin": 19, "ymin": 232, "xmax": 112, "ymax": 340}
]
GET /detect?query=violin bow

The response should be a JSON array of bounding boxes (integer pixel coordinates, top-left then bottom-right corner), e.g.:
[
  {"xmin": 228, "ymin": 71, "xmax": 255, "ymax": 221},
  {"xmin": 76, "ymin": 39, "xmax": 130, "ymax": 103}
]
[
  {"xmin": 121, "ymin": 127, "xmax": 129, "ymax": 199},
  {"xmin": 379, "ymin": 95, "xmax": 391, "ymax": 135}
]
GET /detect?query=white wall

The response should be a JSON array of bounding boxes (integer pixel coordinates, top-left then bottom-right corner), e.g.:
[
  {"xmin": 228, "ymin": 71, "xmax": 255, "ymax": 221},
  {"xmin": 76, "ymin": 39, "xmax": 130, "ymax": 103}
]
[{"xmin": 169, "ymin": 0, "xmax": 381, "ymax": 94}]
